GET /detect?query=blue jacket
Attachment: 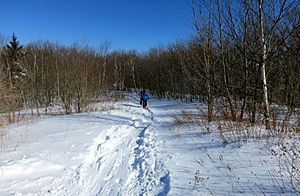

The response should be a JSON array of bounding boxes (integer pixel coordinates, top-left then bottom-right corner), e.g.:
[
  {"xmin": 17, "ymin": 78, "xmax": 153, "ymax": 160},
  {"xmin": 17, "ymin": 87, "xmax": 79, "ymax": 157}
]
[
  {"xmin": 139, "ymin": 90, "xmax": 146, "ymax": 98},
  {"xmin": 143, "ymin": 93, "xmax": 149, "ymax": 100}
]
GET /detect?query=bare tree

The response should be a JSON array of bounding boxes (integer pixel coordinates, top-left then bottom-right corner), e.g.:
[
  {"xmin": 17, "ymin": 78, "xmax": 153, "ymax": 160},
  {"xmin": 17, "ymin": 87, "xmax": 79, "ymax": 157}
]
[{"xmin": 188, "ymin": 0, "xmax": 218, "ymax": 122}]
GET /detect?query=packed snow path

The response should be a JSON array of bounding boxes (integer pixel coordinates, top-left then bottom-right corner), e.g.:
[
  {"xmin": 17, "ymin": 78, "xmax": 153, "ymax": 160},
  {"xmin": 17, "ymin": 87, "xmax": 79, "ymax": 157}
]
[{"xmin": 79, "ymin": 106, "xmax": 170, "ymax": 195}]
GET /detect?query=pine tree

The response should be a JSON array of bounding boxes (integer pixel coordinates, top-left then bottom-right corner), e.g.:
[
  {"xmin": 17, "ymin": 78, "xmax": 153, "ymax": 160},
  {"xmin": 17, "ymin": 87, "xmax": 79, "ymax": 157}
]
[{"xmin": 3, "ymin": 33, "xmax": 26, "ymax": 87}]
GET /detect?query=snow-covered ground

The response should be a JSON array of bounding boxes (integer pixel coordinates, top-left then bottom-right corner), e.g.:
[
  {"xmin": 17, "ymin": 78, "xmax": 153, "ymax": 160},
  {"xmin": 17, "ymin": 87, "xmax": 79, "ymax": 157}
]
[{"xmin": 0, "ymin": 93, "xmax": 298, "ymax": 195}]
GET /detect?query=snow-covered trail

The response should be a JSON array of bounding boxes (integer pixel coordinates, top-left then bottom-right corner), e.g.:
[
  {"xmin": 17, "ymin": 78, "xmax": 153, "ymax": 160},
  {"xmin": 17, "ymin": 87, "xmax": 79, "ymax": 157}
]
[
  {"xmin": 0, "ymin": 96, "xmax": 170, "ymax": 195},
  {"xmin": 78, "ymin": 105, "xmax": 170, "ymax": 196}
]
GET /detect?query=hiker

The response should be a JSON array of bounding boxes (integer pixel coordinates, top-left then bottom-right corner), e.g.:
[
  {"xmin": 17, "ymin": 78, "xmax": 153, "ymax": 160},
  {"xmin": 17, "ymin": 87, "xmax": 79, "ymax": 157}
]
[
  {"xmin": 142, "ymin": 91, "xmax": 149, "ymax": 108},
  {"xmin": 139, "ymin": 89, "xmax": 146, "ymax": 106}
]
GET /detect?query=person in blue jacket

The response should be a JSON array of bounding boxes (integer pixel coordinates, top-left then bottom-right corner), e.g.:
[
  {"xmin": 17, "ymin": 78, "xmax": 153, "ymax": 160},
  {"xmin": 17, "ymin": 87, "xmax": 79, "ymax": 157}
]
[
  {"xmin": 139, "ymin": 89, "xmax": 149, "ymax": 108},
  {"xmin": 142, "ymin": 91, "xmax": 149, "ymax": 108},
  {"xmin": 139, "ymin": 89, "xmax": 146, "ymax": 105}
]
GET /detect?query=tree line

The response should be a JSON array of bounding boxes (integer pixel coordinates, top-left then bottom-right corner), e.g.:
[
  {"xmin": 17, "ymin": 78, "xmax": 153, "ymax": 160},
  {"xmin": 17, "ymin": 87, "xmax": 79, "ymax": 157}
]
[{"xmin": 0, "ymin": 0, "xmax": 299, "ymax": 128}]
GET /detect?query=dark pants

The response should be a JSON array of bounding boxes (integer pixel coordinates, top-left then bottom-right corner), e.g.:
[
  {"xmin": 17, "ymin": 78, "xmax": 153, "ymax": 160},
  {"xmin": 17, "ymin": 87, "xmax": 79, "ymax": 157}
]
[
  {"xmin": 140, "ymin": 98, "xmax": 143, "ymax": 105},
  {"xmin": 142, "ymin": 99, "xmax": 147, "ymax": 108}
]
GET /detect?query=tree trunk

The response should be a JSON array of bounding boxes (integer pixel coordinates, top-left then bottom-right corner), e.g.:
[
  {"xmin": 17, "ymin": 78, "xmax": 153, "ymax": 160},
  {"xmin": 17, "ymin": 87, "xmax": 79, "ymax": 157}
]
[
  {"xmin": 259, "ymin": 0, "xmax": 270, "ymax": 129},
  {"xmin": 217, "ymin": 0, "xmax": 236, "ymax": 121}
]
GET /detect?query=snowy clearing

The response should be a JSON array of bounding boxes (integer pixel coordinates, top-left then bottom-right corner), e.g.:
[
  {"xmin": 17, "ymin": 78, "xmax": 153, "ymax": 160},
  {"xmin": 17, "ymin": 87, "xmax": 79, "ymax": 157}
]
[{"xmin": 0, "ymin": 93, "xmax": 299, "ymax": 195}]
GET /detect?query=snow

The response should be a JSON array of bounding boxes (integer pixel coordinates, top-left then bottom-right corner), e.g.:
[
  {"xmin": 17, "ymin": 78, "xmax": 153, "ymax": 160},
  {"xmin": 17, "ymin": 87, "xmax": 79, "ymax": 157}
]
[{"xmin": 0, "ymin": 92, "xmax": 298, "ymax": 195}]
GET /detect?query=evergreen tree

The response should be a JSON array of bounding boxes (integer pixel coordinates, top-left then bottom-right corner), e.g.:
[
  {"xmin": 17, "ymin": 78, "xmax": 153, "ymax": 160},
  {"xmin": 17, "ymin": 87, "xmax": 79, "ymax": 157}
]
[{"xmin": 3, "ymin": 33, "xmax": 26, "ymax": 87}]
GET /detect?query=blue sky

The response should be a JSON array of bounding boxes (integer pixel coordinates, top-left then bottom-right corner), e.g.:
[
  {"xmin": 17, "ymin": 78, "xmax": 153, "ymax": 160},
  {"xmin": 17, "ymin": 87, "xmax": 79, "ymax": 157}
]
[{"xmin": 0, "ymin": 0, "xmax": 193, "ymax": 52}]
